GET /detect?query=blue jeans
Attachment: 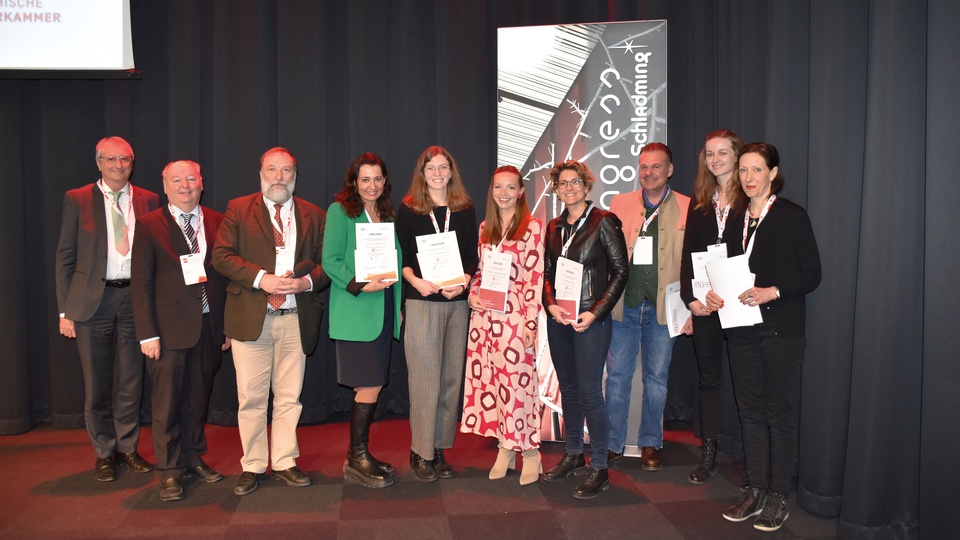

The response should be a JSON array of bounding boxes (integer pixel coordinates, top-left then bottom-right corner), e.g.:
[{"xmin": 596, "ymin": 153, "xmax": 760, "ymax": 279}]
[
  {"xmin": 605, "ymin": 299, "xmax": 676, "ymax": 450},
  {"xmin": 547, "ymin": 315, "xmax": 612, "ymax": 469}
]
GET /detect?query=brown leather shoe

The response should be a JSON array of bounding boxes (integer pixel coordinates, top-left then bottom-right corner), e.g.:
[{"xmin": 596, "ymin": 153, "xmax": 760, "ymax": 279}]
[
  {"xmin": 94, "ymin": 456, "xmax": 115, "ymax": 482},
  {"xmin": 116, "ymin": 451, "xmax": 154, "ymax": 473},
  {"xmin": 640, "ymin": 446, "xmax": 662, "ymax": 471}
]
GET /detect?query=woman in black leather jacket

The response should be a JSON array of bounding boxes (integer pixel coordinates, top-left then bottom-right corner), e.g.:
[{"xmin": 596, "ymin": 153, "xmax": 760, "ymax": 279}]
[{"xmin": 541, "ymin": 160, "xmax": 629, "ymax": 499}]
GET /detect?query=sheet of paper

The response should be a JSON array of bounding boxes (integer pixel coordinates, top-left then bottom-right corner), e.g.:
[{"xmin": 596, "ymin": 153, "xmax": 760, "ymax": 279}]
[
  {"xmin": 705, "ymin": 254, "xmax": 763, "ymax": 329},
  {"xmin": 355, "ymin": 223, "xmax": 398, "ymax": 282},
  {"xmin": 554, "ymin": 257, "xmax": 583, "ymax": 322},
  {"xmin": 355, "ymin": 249, "xmax": 398, "ymax": 282},
  {"xmin": 415, "ymin": 231, "xmax": 466, "ymax": 288},
  {"xmin": 665, "ymin": 281, "xmax": 690, "ymax": 338},
  {"xmin": 478, "ymin": 250, "xmax": 512, "ymax": 312},
  {"xmin": 356, "ymin": 223, "xmax": 394, "ymax": 252},
  {"xmin": 691, "ymin": 248, "xmax": 726, "ymax": 282}
]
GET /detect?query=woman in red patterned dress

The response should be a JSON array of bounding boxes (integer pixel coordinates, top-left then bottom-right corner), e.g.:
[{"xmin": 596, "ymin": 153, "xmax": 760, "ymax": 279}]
[{"xmin": 461, "ymin": 166, "xmax": 544, "ymax": 485}]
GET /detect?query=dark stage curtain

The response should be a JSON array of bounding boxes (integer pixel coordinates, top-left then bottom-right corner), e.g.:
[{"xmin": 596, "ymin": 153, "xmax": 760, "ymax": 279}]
[{"xmin": 1, "ymin": 1, "xmax": 956, "ymax": 537}]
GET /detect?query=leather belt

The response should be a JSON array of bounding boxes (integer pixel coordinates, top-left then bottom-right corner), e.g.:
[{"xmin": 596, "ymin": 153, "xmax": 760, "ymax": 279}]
[
  {"xmin": 104, "ymin": 279, "xmax": 131, "ymax": 288},
  {"xmin": 266, "ymin": 307, "xmax": 298, "ymax": 316}
]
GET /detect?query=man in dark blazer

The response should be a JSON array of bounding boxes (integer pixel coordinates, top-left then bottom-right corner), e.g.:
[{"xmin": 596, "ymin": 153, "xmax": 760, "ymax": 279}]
[
  {"xmin": 55, "ymin": 136, "xmax": 159, "ymax": 481},
  {"xmin": 131, "ymin": 160, "xmax": 229, "ymax": 501},
  {"xmin": 212, "ymin": 147, "xmax": 330, "ymax": 496}
]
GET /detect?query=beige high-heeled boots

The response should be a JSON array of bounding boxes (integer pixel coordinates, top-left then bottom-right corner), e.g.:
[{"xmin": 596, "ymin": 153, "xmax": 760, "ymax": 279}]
[
  {"xmin": 519, "ymin": 449, "xmax": 542, "ymax": 485},
  {"xmin": 489, "ymin": 444, "xmax": 517, "ymax": 479}
]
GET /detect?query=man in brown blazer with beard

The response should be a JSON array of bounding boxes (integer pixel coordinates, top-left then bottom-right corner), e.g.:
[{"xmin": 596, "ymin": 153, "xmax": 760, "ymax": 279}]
[
  {"xmin": 131, "ymin": 160, "xmax": 229, "ymax": 501},
  {"xmin": 56, "ymin": 136, "xmax": 159, "ymax": 482},
  {"xmin": 212, "ymin": 147, "xmax": 329, "ymax": 496}
]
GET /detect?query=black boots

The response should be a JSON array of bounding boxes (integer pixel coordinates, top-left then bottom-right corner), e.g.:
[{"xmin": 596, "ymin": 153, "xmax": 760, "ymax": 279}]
[
  {"xmin": 688, "ymin": 438, "xmax": 719, "ymax": 484},
  {"xmin": 542, "ymin": 453, "xmax": 586, "ymax": 482},
  {"xmin": 343, "ymin": 401, "xmax": 395, "ymax": 488}
]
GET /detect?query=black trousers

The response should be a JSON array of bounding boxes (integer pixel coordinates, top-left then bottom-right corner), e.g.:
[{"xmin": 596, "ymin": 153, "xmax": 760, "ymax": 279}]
[
  {"xmin": 147, "ymin": 314, "xmax": 222, "ymax": 480},
  {"xmin": 74, "ymin": 286, "xmax": 143, "ymax": 458},
  {"xmin": 691, "ymin": 313, "xmax": 725, "ymax": 439},
  {"xmin": 727, "ymin": 320, "xmax": 804, "ymax": 495}
]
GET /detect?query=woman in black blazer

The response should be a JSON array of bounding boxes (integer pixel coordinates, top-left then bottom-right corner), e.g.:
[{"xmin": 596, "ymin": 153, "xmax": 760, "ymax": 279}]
[{"xmin": 721, "ymin": 143, "xmax": 821, "ymax": 532}]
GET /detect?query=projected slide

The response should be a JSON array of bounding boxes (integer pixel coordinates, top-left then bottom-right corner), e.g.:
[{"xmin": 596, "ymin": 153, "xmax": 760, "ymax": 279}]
[{"xmin": 0, "ymin": 0, "xmax": 134, "ymax": 70}]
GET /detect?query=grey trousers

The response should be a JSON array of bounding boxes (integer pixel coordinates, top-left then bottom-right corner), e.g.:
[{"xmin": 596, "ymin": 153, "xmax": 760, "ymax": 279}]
[{"xmin": 404, "ymin": 299, "xmax": 470, "ymax": 460}]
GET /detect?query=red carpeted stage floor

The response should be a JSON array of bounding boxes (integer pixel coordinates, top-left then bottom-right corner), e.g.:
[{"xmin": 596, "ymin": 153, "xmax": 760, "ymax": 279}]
[{"xmin": 0, "ymin": 419, "xmax": 838, "ymax": 539}]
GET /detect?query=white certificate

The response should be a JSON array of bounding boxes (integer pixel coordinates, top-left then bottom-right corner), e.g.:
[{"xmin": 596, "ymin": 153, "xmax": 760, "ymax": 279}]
[
  {"xmin": 355, "ymin": 223, "xmax": 398, "ymax": 282},
  {"xmin": 554, "ymin": 257, "xmax": 583, "ymax": 322},
  {"xmin": 355, "ymin": 249, "xmax": 399, "ymax": 283},
  {"xmin": 356, "ymin": 223, "xmax": 394, "ymax": 252},
  {"xmin": 691, "ymin": 246, "xmax": 727, "ymax": 282},
  {"xmin": 705, "ymin": 254, "xmax": 763, "ymax": 329},
  {"xmin": 179, "ymin": 253, "xmax": 208, "ymax": 285},
  {"xmin": 478, "ymin": 250, "xmax": 512, "ymax": 312},
  {"xmin": 665, "ymin": 281, "xmax": 690, "ymax": 338},
  {"xmin": 415, "ymin": 231, "xmax": 467, "ymax": 288}
]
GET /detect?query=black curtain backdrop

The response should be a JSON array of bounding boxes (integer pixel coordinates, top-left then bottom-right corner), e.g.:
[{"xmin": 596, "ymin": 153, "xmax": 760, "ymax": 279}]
[{"xmin": 1, "ymin": 1, "xmax": 956, "ymax": 537}]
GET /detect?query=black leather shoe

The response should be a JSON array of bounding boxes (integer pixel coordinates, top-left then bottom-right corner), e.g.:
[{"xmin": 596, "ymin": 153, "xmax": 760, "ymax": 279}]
[
  {"xmin": 722, "ymin": 486, "xmax": 767, "ymax": 522},
  {"xmin": 607, "ymin": 449, "xmax": 624, "ymax": 464},
  {"xmin": 188, "ymin": 460, "xmax": 223, "ymax": 483},
  {"xmin": 410, "ymin": 451, "xmax": 438, "ymax": 482},
  {"xmin": 543, "ymin": 453, "xmax": 586, "ymax": 482},
  {"xmin": 116, "ymin": 451, "xmax": 154, "ymax": 473},
  {"xmin": 434, "ymin": 448, "xmax": 454, "ymax": 479},
  {"xmin": 94, "ymin": 456, "xmax": 115, "ymax": 482},
  {"xmin": 159, "ymin": 477, "xmax": 184, "ymax": 502},
  {"xmin": 273, "ymin": 466, "xmax": 311, "ymax": 487},
  {"xmin": 234, "ymin": 471, "xmax": 264, "ymax": 496},
  {"xmin": 573, "ymin": 467, "xmax": 610, "ymax": 499}
]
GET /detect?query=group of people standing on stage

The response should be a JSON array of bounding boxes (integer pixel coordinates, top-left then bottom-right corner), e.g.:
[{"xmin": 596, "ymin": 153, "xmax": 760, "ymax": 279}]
[{"xmin": 55, "ymin": 132, "xmax": 819, "ymax": 533}]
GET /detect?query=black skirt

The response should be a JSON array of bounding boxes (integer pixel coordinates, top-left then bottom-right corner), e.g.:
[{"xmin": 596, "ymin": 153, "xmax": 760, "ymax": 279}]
[{"xmin": 335, "ymin": 290, "xmax": 394, "ymax": 387}]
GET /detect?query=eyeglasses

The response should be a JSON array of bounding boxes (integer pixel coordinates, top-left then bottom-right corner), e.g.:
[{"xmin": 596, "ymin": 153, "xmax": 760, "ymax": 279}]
[
  {"xmin": 556, "ymin": 178, "xmax": 584, "ymax": 189},
  {"xmin": 424, "ymin": 164, "xmax": 450, "ymax": 174},
  {"xmin": 98, "ymin": 155, "xmax": 133, "ymax": 165}
]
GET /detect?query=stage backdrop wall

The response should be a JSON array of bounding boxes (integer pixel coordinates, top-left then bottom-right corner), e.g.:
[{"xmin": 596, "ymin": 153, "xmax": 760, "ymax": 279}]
[{"xmin": 0, "ymin": 1, "xmax": 956, "ymax": 538}]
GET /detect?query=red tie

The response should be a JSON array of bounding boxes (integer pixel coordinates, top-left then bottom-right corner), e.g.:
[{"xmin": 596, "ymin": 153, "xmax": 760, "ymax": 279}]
[{"xmin": 268, "ymin": 204, "xmax": 286, "ymax": 309}]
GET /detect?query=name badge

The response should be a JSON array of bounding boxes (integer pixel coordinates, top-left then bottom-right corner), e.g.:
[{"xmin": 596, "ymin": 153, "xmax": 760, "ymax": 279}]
[
  {"xmin": 707, "ymin": 243, "xmax": 728, "ymax": 256},
  {"xmin": 275, "ymin": 246, "xmax": 295, "ymax": 276},
  {"xmin": 179, "ymin": 253, "xmax": 208, "ymax": 285},
  {"xmin": 633, "ymin": 236, "xmax": 653, "ymax": 265}
]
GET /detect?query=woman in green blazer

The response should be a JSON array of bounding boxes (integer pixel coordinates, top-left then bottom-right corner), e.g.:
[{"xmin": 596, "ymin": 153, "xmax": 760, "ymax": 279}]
[{"xmin": 322, "ymin": 152, "xmax": 402, "ymax": 489}]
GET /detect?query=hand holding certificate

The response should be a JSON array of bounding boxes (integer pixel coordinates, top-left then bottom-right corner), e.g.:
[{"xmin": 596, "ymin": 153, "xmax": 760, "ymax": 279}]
[
  {"xmin": 415, "ymin": 231, "xmax": 467, "ymax": 288},
  {"xmin": 477, "ymin": 250, "xmax": 512, "ymax": 312},
  {"xmin": 665, "ymin": 281, "xmax": 691, "ymax": 337},
  {"xmin": 705, "ymin": 254, "xmax": 763, "ymax": 329},
  {"xmin": 355, "ymin": 223, "xmax": 398, "ymax": 282},
  {"xmin": 553, "ymin": 257, "xmax": 583, "ymax": 323}
]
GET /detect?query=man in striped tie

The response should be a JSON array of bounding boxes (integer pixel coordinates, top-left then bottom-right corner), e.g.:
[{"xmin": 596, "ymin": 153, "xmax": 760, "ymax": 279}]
[{"xmin": 131, "ymin": 160, "xmax": 229, "ymax": 501}]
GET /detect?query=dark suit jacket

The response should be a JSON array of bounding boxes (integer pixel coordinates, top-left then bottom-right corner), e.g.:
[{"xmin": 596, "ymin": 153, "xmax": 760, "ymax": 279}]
[
  {"xmin": 56, "ymin": 182, "xmax": 160, "ymax": 321},
  {"xmin": 130, "ymin": 206, "xmax": 228, "ymax": 349},
  {"xmin": 212, "ymin": 193, "xmax": 330, "ymax": 355}
]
